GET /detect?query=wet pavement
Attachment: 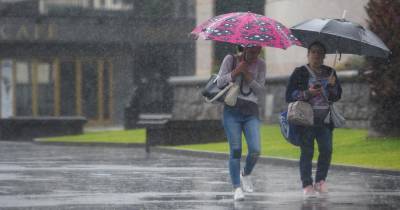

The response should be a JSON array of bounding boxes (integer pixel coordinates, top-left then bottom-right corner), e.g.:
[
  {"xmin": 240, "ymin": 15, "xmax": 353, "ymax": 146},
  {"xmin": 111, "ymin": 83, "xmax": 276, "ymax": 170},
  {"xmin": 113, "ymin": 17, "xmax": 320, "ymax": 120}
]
[{"xmin": 0, "ymin": 141, "xmax": 399, "ymax": 210}]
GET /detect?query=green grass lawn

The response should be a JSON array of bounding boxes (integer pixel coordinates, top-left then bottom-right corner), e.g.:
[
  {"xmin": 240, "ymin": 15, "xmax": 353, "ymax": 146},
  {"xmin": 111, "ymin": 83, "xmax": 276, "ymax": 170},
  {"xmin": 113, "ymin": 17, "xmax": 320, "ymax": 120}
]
[
  {"xmin": 172, "ymin": 125, "xmax": 400, "ymax": 171},
  {"xmin": 38, "ymin": 125, "xmax": 400, "ymax": 170}
]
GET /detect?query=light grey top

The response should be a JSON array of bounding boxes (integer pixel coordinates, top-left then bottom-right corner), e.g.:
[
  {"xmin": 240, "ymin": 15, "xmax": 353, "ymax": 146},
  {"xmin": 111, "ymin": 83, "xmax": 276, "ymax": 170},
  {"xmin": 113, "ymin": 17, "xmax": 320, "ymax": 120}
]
[{"xmin": 216, "ymin": 54, "xmax": 266, "ymax": 104}]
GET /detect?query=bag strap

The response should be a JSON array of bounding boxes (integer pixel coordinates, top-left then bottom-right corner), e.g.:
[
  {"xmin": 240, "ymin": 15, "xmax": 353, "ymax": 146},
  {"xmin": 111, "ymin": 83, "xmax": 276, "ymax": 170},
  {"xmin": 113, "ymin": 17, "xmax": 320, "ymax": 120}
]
[
  {"xmin": 239, "ymin": 57, "xmax": 253, "ymax": 96},
  {"xmin": 206, "ymin": 54, "xmax": 237, "ymax": 103},
  {"xmin": 229, "ymin": 54, "xmax": 252, "ymax": 96},
  {"xmin": 304, "ymin": 64, "xmax": 336, "ymax": 104},
  {"xmin": 304, "ymin": 64, "xmax": 335, "ymax": 78},
  {"xmin": 205, "ymin": 82, "xmax": 234, "ymax": 103},
  {"xmin": 304, "ymin": 64, "xmax": 316, "ymax": 79},
  {"xmin": 240, "ymin": 76, "xmax": 253, "ymax": 96},
  {"xmin": 230, "ymin": 54, "xmax": 236, "ymax": 72}
]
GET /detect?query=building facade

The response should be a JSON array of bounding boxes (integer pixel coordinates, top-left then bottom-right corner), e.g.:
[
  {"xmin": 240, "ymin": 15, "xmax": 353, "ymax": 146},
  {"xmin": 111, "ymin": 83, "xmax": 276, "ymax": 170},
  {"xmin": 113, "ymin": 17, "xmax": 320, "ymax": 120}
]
[{"xmin": 0, "ymin": 0, "xmax": 195, "ymax": 126}]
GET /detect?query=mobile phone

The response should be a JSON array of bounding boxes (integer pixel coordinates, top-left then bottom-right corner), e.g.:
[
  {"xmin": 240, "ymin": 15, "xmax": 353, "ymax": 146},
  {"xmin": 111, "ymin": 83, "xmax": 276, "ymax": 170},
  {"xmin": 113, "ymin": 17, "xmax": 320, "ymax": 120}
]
[{"xmin": 314, "ymin": 84, "xmax": 321, "ymax": 89}]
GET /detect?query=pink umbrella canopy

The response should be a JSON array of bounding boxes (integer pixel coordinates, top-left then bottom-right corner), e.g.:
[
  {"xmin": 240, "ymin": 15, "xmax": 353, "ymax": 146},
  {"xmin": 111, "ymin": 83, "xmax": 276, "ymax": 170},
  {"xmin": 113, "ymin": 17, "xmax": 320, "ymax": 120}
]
[{"xmin": 191, "ymin": 12, "xmax": 301, "ymax": 49}]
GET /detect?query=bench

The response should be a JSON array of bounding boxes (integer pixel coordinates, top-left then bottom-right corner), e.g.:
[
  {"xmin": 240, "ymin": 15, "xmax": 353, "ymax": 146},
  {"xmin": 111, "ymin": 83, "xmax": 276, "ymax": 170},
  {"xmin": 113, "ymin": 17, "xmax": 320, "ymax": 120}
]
[
  {"xmin": 135, "ymin": 113, "xmax": 226, "ymax": 152},
  {"xmin": 135, "ymin": 113, "xmax": 171, "ymax": 152},
  {"xmin": 0, "ymin": 116, "xmax": 87, "ymax": 141}
]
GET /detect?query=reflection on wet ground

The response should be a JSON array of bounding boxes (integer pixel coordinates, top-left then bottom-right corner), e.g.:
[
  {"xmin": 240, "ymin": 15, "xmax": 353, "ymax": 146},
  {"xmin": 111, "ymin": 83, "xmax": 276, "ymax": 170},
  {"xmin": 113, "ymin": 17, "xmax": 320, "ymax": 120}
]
[{"xmin": 0, "ymin": 141, "xmax": 399, "ymax": 209}]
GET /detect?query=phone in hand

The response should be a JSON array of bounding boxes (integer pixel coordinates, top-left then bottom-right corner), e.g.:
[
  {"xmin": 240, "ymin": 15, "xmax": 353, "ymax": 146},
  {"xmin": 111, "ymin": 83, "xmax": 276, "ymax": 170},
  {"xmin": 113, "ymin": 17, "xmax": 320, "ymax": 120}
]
[{"xmin": 314, "ymin": 84, "xmax": 321, "ymax": 89}]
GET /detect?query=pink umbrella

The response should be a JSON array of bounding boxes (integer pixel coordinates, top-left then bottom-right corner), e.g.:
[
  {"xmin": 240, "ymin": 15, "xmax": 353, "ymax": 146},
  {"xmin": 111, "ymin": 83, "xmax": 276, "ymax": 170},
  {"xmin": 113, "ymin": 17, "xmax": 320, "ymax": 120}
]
[{"xmin": 191, "ymin": 12, "xmax": 301, "ymax": 49}]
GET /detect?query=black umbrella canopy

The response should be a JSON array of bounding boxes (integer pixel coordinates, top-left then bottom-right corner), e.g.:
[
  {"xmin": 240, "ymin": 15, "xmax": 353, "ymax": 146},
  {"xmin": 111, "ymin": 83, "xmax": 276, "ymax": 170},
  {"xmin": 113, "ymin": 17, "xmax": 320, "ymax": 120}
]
[{"xmin": 291, "ymin": 18, "xmax": 390, "ymax": 58}]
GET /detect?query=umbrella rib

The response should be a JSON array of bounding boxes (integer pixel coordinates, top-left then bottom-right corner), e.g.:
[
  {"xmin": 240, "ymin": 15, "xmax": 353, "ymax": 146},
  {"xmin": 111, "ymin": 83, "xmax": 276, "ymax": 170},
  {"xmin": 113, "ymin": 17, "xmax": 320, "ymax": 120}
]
[{"xmin": 295, "ymin": 29, "xmax": 380, "ymax": 45}]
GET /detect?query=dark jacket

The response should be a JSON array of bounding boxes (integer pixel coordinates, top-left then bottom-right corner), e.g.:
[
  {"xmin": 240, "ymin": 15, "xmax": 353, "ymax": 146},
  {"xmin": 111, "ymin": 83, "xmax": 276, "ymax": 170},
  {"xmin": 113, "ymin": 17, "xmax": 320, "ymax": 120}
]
[{"xmin": 285, "ymin": 65, "xmax": 342, "ymax": 103}]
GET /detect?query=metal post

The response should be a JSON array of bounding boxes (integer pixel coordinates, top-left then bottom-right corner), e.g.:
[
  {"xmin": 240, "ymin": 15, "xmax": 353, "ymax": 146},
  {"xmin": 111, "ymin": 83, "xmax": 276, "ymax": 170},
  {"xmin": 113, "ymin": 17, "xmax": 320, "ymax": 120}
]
[{"xmin": 145, "ymin": 130, "xmax": 150, "ymax": 153}]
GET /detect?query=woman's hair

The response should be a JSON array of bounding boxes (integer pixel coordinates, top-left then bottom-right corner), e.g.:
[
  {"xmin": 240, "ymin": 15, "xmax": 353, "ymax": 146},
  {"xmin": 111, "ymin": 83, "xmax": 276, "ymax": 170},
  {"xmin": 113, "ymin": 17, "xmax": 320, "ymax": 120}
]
[
  {"xmin": 308, "ymin": 41, "xmax": 327, "ymax": 55},
  {"xmin": 237, "ymin": 45, "xmax": 244, "ymax": 52}
]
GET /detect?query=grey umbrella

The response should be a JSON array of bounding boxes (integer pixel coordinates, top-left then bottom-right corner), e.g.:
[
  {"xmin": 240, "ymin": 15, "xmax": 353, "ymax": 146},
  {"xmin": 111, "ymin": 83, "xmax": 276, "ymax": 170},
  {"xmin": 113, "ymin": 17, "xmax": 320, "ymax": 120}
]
[{"xmin": 290, "ymin": 18, "xmax": 390, "ymax": 58}]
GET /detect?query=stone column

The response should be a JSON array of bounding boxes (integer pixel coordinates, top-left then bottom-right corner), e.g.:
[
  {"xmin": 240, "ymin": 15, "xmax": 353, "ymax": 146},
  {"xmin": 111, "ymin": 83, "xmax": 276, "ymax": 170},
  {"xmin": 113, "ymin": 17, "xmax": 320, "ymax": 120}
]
[{"xmin": 195, "ymin": 0, "xmax": 214, "ymax": 77}]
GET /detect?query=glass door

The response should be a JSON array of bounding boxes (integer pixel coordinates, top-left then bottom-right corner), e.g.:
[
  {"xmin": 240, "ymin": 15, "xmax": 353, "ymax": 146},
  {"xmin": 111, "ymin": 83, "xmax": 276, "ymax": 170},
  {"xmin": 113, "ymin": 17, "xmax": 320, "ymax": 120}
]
[{"xmin": 15, "ymin": 60, "xmax": 32, "ymax": 116}]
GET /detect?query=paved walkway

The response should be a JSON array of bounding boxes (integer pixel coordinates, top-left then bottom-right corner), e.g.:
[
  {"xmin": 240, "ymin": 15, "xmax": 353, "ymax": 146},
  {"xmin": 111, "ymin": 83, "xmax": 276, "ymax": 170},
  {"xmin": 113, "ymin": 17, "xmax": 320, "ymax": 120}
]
[{"xmin": 0, "ymin": 141, "xmax": 399, "ymax": 209}]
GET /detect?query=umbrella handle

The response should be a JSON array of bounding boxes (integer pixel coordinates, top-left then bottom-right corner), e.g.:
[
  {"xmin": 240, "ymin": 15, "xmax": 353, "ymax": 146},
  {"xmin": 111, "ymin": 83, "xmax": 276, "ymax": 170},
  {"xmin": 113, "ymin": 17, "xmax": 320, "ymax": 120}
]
[
  {"xmin": 333, "ymin": 51, "xmax": 342, "ymax": 67},
  {"xmin": 333, "ymin": 53, "xmax": 337, "ymax": 67},
  {"xmin": 342, "ymin": 10, "xmax": 347, "ymax": 19}
]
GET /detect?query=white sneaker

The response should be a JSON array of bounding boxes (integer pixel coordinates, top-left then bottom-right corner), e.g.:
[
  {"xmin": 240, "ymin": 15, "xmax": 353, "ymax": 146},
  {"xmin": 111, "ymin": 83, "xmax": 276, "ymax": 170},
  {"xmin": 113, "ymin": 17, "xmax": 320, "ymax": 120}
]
[
  {"xmin": 233, "ymin": 187, "xmax": 245, "ymax": 201},
  {"xmin": 240, "ymin": 172, "xmax": 254, "ymax": 193}
]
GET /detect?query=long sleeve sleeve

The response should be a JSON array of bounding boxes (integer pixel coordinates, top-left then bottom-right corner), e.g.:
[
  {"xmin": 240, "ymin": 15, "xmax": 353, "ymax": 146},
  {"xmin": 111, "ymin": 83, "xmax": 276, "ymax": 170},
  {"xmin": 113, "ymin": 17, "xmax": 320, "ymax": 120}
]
[
  {"xmin": 285, "ymin": 68, "xmax": 310, "ymax": 103},
  {"xmin": 216, "ymin": 55, "xmax": 235, "ymax": 89},
  {"xmin": 248, "ymin": 62, "xmax": 266, "ymax": 96},
  {"xmin": 327, "ymin": 71, "xmax": 342, "ymax": 102}
]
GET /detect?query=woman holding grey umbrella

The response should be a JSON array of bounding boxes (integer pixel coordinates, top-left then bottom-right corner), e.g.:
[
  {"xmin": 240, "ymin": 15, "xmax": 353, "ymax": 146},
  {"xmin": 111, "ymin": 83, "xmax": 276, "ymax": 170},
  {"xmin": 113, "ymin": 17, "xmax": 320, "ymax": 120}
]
[{"xmin": 285, "ymin": 41, "xmax": 342, "ymax": 197}]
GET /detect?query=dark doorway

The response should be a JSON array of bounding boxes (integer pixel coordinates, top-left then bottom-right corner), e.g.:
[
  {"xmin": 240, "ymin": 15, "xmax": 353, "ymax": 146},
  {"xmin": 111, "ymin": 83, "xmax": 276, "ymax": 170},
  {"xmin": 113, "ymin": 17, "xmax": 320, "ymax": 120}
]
[{"xmin": 59, "ymin": 60, "xmax": 76, "ymax": 116}]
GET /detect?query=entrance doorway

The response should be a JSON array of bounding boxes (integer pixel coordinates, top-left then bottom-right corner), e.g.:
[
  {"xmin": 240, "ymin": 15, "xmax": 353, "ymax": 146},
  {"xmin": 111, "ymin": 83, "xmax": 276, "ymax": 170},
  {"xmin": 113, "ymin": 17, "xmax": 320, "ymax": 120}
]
[{"xmin": 0, "ymin": 57, "xmax": 113, "ymax": 125}]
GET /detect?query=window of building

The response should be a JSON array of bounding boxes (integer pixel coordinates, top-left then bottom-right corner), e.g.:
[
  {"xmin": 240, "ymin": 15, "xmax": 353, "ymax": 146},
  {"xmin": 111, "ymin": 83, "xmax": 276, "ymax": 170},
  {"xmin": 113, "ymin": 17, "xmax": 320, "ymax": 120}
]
[
  {"xmin": 37, "ymin": 61, "xmax": 54, "ymax": 116},
  {"xmin": 40, "ymin": 0, "xmax": 133, "ymax": 14},
  {"xmin": 15, "ymin": 61, "xmax": 32, "ymax": 116},
  {"xmin": 16, "ymin": 62, "xmax": 30, "ymax": 84}
]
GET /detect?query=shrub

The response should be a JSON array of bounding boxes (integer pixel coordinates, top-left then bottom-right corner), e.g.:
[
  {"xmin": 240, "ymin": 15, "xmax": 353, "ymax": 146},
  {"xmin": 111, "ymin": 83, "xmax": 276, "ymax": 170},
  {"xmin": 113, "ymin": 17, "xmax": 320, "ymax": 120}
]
[{"xmin": 363, "ymin": 0, "xmax": 400, "ymax": 136}]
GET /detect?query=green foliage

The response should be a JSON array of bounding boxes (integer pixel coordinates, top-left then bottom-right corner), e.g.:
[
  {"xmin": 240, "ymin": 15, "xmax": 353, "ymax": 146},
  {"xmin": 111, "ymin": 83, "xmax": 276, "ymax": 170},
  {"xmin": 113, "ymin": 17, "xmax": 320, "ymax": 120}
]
[{"xmin": 363, "ymin": 0, "xmax": 400, "ymax": 136}]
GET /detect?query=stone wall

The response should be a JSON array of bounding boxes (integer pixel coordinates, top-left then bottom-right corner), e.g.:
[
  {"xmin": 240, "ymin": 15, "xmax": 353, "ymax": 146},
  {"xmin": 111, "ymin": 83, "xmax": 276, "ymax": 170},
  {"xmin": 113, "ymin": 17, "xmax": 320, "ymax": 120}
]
[
  {"xmin": 169, "ymin": 76, "xmax": 224, "ymax": 121},
  {"xmin": 169, "ymin": 70, "xmax": 373, "ymax": 128}
]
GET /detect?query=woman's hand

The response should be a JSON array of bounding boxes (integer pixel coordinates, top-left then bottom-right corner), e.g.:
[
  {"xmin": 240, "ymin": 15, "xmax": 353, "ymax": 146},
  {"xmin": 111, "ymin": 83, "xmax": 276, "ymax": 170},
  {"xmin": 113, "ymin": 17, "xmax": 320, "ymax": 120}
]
[
  {"xmin": 241, "ymin": 68, "xmax": 253, "ymax": 82},
  {"xmin": 328, "ymin": 74, "xmax": 336, "ymax": 86},
  {"xmin": 231, "ymin": 60, "xmax": 249, "ymax": 79},
  {"xmin": 308, "ymin": 85, "xmax": 322, "ymax": 96}
]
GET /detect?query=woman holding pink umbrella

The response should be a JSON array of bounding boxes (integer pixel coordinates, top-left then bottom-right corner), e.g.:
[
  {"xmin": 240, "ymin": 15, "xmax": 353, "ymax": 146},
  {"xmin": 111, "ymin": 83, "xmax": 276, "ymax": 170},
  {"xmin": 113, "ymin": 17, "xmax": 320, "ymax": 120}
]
[
  {"xmin": 191, "ymin": 12, "xmax": 300, "ymax": 201},
  {"xmin": 216, "ymin": 45, "xmax": 266, "ymax": 200}
]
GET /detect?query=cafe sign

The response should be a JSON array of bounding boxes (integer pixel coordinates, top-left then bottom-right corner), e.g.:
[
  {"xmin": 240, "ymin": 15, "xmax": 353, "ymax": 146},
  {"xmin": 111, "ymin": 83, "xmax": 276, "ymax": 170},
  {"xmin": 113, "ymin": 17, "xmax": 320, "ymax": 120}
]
[{"xmin": 0, "ymin": 23, "xmax": 56, "ymax": 41}]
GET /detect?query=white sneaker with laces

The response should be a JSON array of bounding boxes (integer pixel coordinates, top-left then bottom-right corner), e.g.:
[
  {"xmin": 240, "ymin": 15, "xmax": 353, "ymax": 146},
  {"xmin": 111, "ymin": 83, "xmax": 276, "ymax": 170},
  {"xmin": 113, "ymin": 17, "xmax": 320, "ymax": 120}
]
[
  {"xmin": 234, "ymin": 187, "xmax": 245, "ymax": 201},
  {"xmin": 240, "ymin": 171, "xmax": 254, "ymax": 193}
]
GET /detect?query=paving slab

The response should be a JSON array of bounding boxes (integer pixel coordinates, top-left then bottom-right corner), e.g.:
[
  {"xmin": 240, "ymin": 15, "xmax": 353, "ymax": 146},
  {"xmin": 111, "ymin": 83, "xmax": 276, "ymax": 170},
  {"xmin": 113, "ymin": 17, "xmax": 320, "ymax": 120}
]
[{"xmin": 0, "ymin": 141, "xmax": 399, "ymax": 209}]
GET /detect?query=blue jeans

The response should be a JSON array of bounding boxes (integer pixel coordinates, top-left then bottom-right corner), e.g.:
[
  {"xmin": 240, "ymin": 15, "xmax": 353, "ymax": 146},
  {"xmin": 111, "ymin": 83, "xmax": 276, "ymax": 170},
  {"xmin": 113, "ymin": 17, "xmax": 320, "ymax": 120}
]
[
  {"xmin": 299, "ymin": 125, "xmax": 333, "ymax": 188},
  {"xmin": 223, "ymin": 105, "xmax": 261, "ymax": 188}
]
